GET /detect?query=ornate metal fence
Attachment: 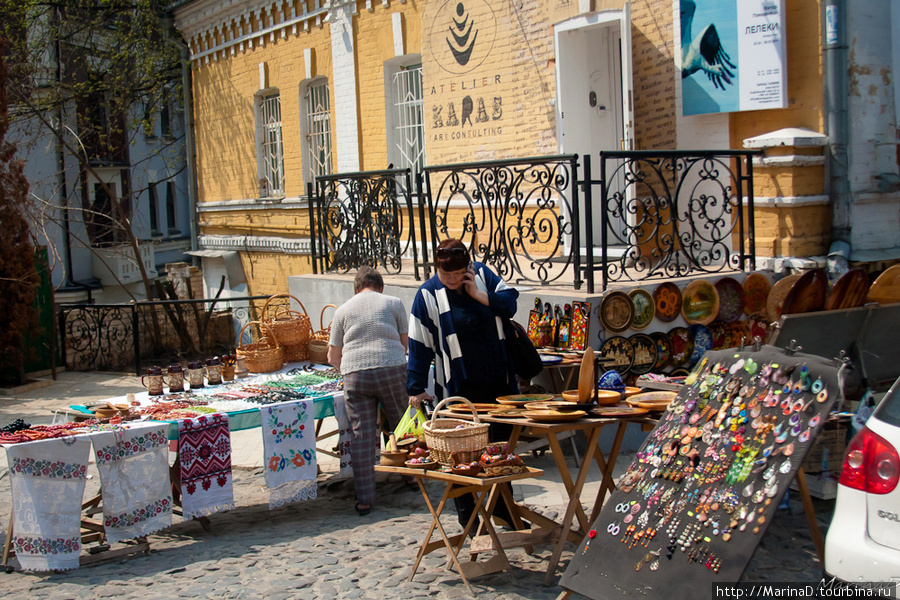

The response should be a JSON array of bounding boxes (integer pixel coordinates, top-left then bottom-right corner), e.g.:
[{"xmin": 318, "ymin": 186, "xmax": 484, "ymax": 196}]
[
  {"xmin": 308, "ymin": 168, "xmax": 422, "ymax": 279},
  {"xmin": 421, "ymin": 155, "xmax": 581, "ymax": 287},
  {"xmin": 587, "ymin": 150, "xmax": 759, "ymax": 291},
  {"xmin": 59, "ymin": 296, "xmax": 271, "ymax": 374}
]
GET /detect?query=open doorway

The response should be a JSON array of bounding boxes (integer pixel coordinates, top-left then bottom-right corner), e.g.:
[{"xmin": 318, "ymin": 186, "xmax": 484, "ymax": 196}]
[{"xmin": 555, "ymin": 8, "xmax": 633, "ymax": 255}]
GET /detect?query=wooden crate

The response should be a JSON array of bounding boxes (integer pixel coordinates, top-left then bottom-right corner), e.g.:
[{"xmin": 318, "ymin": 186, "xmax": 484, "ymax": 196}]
[{"xmin": 802, "ymin": 424, "xmax": 848, "ymax": 474}]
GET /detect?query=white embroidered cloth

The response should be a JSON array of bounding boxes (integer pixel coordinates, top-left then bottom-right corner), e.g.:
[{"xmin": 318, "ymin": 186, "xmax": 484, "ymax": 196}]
[
  {"xmin": 261, "ymin": 399, "xmax": 318, "ymax": 508},
  {"xmin": 6, "ymin": 437, "xmax": 91, "ymax": 571},
  {"xmin": 91, "ymin": 423, "xmax": 173, "ymax": 544},
  {"xmin": 177, "ymin": 413, "xmax": 235, "ymax": 519},
  {"xmin": 333, "ymin": 395, "xmax": 353, "ymax": 478}
]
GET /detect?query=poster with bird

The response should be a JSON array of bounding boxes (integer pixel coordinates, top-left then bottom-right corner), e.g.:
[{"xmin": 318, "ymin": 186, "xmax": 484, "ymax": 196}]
[{"xmin": 679, "ymin": 0, "xmax": 786, "ymax": 116}]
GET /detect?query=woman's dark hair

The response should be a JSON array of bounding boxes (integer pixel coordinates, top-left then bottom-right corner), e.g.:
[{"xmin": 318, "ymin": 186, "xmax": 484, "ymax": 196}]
[
  {"xmin": 434, "ymin": 238, "xmax": 470, "ymax": 272},
  {"xmin": 354, "ymin": 266, "xmax": 384, "ymax": 292}
]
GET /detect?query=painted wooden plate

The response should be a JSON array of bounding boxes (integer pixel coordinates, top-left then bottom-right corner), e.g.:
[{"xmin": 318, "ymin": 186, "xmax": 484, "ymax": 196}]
[
  {"xmin": 600, "ymin": 336, "xmax": 636, "ymax": 374},
  {"xmin": 590, "ymin": 406, "xmax": 649, "ymax": 418},
  {"xmin": 650, "ymin": 331, "xmax": 672, "ymax": 370},
  {"xmin": 781, "ymin": 268, "xmax": 828, "ymax": 315},
  {"xmin": 825, "ymin": 267, "xmax": 870, "ymax": 310},
  {"xmin": 628, "ymin": 333, "xmax": 658, "ymax": 375},
  {"xmin": 599, "ymin": 291, "xmax": 635, "ymax": 333},
  {"xmin": 668, "ymin": 326, "xmax": 694, "ymax": 366},
  {"xmin": 867, "ymin": 264, "xmax": 900, "ymax": 305},
  {"xmin": 577, "ymin": 346, "xmax": 596, "ymax": 403},
  {"xmin": 496, "ymin": 394, "xmax": 555, "ymax": 406},
  {"xmin": 708, "ymin": 320, "xmax": 728, "ymax": 350},
  {"xmin": 681, "ymin": 280, "xmax": 720, "ymax": 325},
  {"xmin": 715, "ymin": 277, "xmax": 746, "ymax": 323},
  {"xmin": 747, "ymin": 313, "xmax": 770, "ymax": 342},
  {"xmin": 742, "ymin": 272, "xmax": 772, "ymax": 316},
  {"xmin": 629, "ymin": 289, "xmax": 655, "ymax": 330},
  {"xmin": 521, "ymin": 409, "xmax": 587, "ymax": 422},
  {"xmin": 766, "ymin": 274, "xmax": 801, "ymax": 322},
  {"xmin": 447, "ymin": 403, "xmax": 502, "ymax": 413},
  {"xmin": 653, "ymin": 282, "xmax": 682, "ymax": 323},
  {"xmin": 688, "ymin": 324, "xmax": 713, "ymax": 363}
]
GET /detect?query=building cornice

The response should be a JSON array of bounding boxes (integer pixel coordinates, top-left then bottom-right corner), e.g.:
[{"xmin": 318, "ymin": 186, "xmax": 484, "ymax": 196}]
[{"xmin": 200, "ymin": 234, "xmax": 311, "ymax": 255}]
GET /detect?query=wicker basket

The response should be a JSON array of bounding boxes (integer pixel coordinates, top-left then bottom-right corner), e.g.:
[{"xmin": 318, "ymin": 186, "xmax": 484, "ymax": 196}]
[
  {"xmin": 308, "ymin": 304, "xmax": 337, "ymax": 364},
  {"xmin": 262, "ymin": 294, "xmax": 313, "ymax": 348},
  {"xmin": 282, "ymin": 342, "xmax": 309, "ymax": 363},
  {"xmin": 480, "ymin": 458, "xmax": 527, "ymax": 477},
  {"xmin": 236, "ymin": 321, "xmax": 284, "ymax": 373},
  {"xmin": 424, "ymin": 397, "xmax": 489, "ymax": 468}
]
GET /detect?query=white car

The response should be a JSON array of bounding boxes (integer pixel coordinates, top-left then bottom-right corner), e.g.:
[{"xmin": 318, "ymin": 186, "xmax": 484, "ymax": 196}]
[{"xmin": 824, "ymin": 377, "xmax": 900, "ymax": 594}]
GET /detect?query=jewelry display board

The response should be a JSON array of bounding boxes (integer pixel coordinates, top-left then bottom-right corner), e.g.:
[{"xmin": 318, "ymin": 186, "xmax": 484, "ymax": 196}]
[{"xmin": 559, "ymin": 345, "xmax": 841, "ymax": 600}]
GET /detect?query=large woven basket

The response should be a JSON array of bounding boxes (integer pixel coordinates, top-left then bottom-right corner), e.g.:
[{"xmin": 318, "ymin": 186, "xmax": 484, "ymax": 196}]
[
  {"xmin": 424, "ymin": 397, "xmax": 489, "ymax": 468},
  {"xmin": 262, "ymin": 294, "xmax": 313, "ymax": 348},
  {"xmin": 308, "ymin": 304, "xmax": 338, "ymax": 364},
  {"xmin": 236, "ymin": 321, "xmax": 284, "ymax": 373},
  {"xmin": 282, "ymin": 342, "xmax": 308, "ymax": 363}
]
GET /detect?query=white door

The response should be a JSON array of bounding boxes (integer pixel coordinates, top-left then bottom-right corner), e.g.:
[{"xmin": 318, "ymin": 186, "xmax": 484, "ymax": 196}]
[{"xmin": 555, "ymin": 8, "xmax": 633, "ymax": 254}]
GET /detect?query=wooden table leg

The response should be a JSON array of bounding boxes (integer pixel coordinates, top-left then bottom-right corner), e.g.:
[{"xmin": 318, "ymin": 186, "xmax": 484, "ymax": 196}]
[
  {"xmin": 471, "ymin": 489, "xmax": 515, "ymax": 584},
  {"xmin": 794, "ymin": 467, "xmax": 825, "ymax": 564},
  {"xmin": 506, "ymin": 425, "xmax": 523, "ymax": 454},
  {"xmin": 591, "ymin": 420, "xmax": 628, "ymax": 522},
  {"xmin": 545, "ymin": 432, "xmax": 593, "ymax": 533},
  {"xmin": 410, "ymin": 480, "xmax": 476, "ymax": 595},
  {"xmin": 542, "ymin": 427, "xmax": 603, "ymax": 586},
  {"xmin": 2, "ymin": 511, "xmax": 13, "ymax": 566}
]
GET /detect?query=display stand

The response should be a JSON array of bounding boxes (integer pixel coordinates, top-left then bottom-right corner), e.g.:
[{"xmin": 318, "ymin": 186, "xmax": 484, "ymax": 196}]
[{"xmin": 558, "ymin": 345, "xmax": 842, "ymax": 600}]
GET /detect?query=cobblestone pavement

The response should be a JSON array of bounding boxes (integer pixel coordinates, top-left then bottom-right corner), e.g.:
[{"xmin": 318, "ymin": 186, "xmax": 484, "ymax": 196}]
[{"xmin": 0, "ymin": 372, "xmax": 833, "ymax": 599}]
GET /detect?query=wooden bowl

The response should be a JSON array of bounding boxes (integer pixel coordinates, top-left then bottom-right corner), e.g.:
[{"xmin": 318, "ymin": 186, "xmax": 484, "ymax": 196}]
[
  {"xmin": 561, "ymin": 389, "xmax": 621, "ymax": 405},
  {"xmin": 405, "ymin": 459, "xmax": 439, "ymax": 470},
  {"xmin": 92, "ymin": 407, "xmax": 119, "ymax": 419},
  {"xmin": 380, "ymin": 451, "xmax": 408, "ymax": 467},
  {"xmin": 622, "ymin": 386, "xmax": 642, "ymax": 399}
]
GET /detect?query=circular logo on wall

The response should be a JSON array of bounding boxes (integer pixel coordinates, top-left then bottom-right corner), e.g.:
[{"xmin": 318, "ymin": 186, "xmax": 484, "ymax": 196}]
[{"xmin": 430, "ymin": 0, "xmax": 497, "ymax": 75}]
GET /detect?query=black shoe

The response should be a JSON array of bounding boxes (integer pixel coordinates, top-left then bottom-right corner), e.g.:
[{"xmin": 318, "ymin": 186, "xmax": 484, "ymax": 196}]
[{"xmin": 355, "ymin": 503, "xmax": 372, "ymax": 516}]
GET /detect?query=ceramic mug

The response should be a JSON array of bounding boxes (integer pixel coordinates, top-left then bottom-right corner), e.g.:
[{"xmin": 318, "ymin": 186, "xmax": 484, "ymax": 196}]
[
  {"xmin": 186, "ymin": 361, "xmax": 205, "ymax": 389},
  {"xmin": 167, "ymin": 364, "xmax": 184, "ymax": 392},
  {"xmin": 206, "ymin": 357, "xmax": 223, "ymax": 385},
  {"xmin": 142, "ymin": 367, "xmax": 165, "ymax": 396}
]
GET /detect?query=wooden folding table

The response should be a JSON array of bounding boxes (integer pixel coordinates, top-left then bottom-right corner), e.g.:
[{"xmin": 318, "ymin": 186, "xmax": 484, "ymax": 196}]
[{"xmin": 376, "ymin": 464, "xmax": 543, "ymax": 596}]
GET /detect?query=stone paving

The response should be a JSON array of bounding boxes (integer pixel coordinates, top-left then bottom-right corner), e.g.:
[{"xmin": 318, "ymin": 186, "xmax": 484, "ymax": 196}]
[{"xmin": 0, "ymin": 372, "xmax": 833, "ymax": 599}]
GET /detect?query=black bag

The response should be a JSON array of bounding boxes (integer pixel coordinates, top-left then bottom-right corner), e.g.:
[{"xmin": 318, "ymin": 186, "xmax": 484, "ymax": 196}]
[{"xmin": 502, "ymin": 318, "xmax": 543, "ymax": 380}]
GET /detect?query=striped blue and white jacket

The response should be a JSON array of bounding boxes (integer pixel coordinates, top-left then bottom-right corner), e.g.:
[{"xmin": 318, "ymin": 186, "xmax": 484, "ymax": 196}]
[{"xmin": 406, "ymin": 262, "xmax": 518, "ymax": 400}]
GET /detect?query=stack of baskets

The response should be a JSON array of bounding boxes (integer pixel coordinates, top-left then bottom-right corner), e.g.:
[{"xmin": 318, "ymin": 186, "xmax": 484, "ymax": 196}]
[
  {"xmin": 262, "ymin": 294, "xmax": 312, "ymax": 362},
  {"xmin": 308, "ymin": 304, "xmax": 337, "ymax": 364},
  {"xmin": 424, "ymin": 397, "xmax": 489, "ymax": 468},
  {"xmin": 236, "ymin": 321, "xmax": 284, "ymax": 373}
]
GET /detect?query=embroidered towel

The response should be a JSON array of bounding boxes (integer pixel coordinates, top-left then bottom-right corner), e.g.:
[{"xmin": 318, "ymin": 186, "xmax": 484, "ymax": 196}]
[
  {"xmin": 6, "ymin": 437, "xmax": 91, "ymax": 571},
  {"xmin": 261, "ymin": 399, "xmax": 318, "ymax": 508},
  {"xmin": 92, "ymin": 423, "xmax": 173, "ymax": 544},
  {"xmin": 177, "ymin": 413, "xmax": 234, "ymax": 519},
  {"xmin": 333, "ymin": 395, "xmax": 353, "ymax": 479}
]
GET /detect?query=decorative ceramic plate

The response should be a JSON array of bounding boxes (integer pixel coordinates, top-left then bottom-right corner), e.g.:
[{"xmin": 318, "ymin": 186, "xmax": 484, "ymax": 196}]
[
  {"xmin": 707, "ymin": 320, "xmax": 728, "ymax": 350},
  {"xmin": 653, "ymin": 282, "xmax": 682, "ymax": 323},
  {"xmin": 590, "ymin": 406, "xmax": 649, "ymax": 418},
  {"xmin": 766, "ymin": 274, "xmax": 801, "ymax": 322},
  {"xmin": 688, "ymin": 324, "xmax": 713, "ymax": 363},
  {"xmin": 626, "ymin": 391, "xmax": 677, "ymax": 408},
  {"xmin": 825, "ymin": 267, "xmax": 870, "ymax": 310},
  {"xmin": 446, "ymin": 403, "xmax": 502, "ymax": 413},
  {"xmin": 715, "ymin": 277, "xmax": 746, "ymax": 323},
  {"xmin": 629, "ymin": 289, "xmax": 655, "ymax": 330},
  {"xmin": 521, "ymin": 409, "xmax": 587, "ymax": 422},
  {"xmin": 668, "ymin": 326, "xmax": 694, "ymax": 366},
  {"xmin": 540, "ymin": 354, "xmax": 564, "ymax": 364},
  {"xmin": 747, "ymin": 313, "xmax": 770, "ymax": 342},
  {"xmin": 867, "ymin": 264, "xmax": 900, "ymax": 305},
  {"xmin": 650, "ymin": 331, "xmax": 672, "ymax": 370},
  {"xmin": 496, "ymin": 394, "xmax": 555, "ymax": 406},
  {"xmin": 599, "ymin": 336, "xmax": 635, "ymax": 373},
  {"xmin": 743, "ymin": 272, "xmax": 772, "ymax": 315},
  {"xmin": 681, "ymin": 280, "xmax": 720, "ymax": 325},
  {"xmin": 781, "ymin": 268, "xmax": 827, "ymax": 315},
  {"xmin": 628, "ymin": 334, "xmax": 658, "ymax": 375},
  {"xmin": 599, "ymin": 291, "xmax": 635, "ymax": 333}
]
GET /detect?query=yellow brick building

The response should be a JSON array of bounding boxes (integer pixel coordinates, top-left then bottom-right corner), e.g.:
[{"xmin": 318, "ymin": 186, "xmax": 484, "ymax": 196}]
[{"xmin": 172, "ymin": 0, "xmax": 899, "ymax": 295}]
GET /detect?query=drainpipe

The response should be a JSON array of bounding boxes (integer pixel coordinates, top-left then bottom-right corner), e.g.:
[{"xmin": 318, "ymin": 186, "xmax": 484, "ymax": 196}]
[
  {"xmin": 824, "ymin": 0, "xmax": 851, "ymax": 243},
  {"xmin": 180, "ymin": 45, "xmax": 200, "ymax": 259}
]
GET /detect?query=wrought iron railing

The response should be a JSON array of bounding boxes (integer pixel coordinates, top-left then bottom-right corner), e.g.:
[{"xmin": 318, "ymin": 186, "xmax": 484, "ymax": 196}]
[
  {"xmin": 586, "ymin": 150, "xmax": 759, "ymax": 291},
  {"xmin": 58, "ymin": 295, "xmax": 272, "ymax": 374},
  {"xmin": 421, "ymin": 155, "xmax": 581, "ymax": 287},
  {"xmin": 308, "ymin": 168, "xmax": 422, "ymax": 279}
]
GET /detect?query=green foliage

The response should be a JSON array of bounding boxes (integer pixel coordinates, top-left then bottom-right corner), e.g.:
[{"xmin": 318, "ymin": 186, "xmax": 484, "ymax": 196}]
[{"xmin": 0, "ymin": 38, "xmax": 39, "ymax": 386}]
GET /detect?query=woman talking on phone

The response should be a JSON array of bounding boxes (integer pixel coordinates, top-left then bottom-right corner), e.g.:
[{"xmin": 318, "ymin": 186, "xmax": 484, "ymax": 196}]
[
  {"xmin": 407, "ymin": 238, "xmax": 522, "ymax": 529},
  {"xmin": 407, "ymin": 238, "xmax": 519, "ymax": 409}
]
